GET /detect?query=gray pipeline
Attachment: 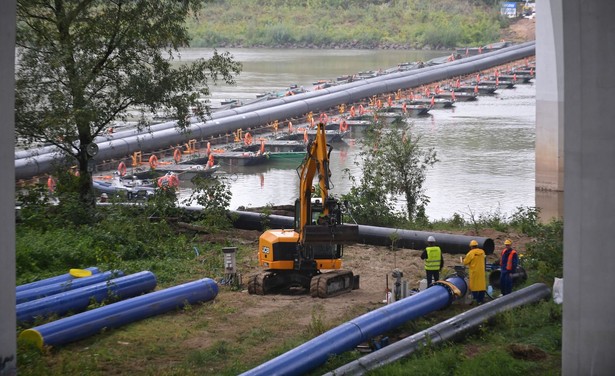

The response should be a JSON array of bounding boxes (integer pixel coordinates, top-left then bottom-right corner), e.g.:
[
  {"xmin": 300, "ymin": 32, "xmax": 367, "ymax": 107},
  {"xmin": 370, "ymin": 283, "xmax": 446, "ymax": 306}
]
[
  {"xmin": 229, "ymin": 210, "xmax": 495, "ymax": 254},
  {"xmin": 15, "ymin": 42, "xmax": 535, "ymax": 180},
  {"xmin": 324, "ymin": 283, "xmax": 551, "ymax": 376}
]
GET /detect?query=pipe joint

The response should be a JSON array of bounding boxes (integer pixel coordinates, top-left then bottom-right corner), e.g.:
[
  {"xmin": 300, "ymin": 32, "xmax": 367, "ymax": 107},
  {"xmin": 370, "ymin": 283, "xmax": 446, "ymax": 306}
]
[{"xmin": 433, "ymin": 280, "xmax": 463, "ymax": 305}]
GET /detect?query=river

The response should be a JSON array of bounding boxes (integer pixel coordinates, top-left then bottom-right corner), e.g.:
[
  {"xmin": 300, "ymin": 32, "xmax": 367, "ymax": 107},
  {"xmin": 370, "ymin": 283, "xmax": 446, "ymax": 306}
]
[{"xmin": 177, "ymin": 48, "xmax": 535, "ymax": 221}]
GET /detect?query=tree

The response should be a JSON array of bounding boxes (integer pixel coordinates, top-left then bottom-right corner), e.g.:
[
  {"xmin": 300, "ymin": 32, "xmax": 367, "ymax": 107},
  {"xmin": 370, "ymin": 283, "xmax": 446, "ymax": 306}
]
[
  {"xmin": 15, "ymin": 0, "xmax": 242, "ymax": 207},
  {"xmin": 345, "ymin": 118, "xmax": 438, "ymax": 223}
]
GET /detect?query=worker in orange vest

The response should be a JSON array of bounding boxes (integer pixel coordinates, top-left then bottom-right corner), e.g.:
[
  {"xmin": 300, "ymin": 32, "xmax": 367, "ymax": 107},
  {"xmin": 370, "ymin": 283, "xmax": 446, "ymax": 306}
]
[{"xmin": 499, "ymin": 239, "xmax": 519, "ymax": 296}]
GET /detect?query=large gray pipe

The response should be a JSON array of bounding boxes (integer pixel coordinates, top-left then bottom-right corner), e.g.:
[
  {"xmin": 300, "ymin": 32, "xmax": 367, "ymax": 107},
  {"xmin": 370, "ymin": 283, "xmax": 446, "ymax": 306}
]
[
  {"xmin": 229, "ymin": 210, "xmax": 494, "ymax": 254},
  {"xmin": 14, "ymin": 41, "xmax": 535, "ymax": 161},
  {"xmin": 324, "ymin": 283, "xmax": 551, "ymax": 376},
  {"xmin": 15, "ymin": 42, "xmax": 535, "ymax": 179}
]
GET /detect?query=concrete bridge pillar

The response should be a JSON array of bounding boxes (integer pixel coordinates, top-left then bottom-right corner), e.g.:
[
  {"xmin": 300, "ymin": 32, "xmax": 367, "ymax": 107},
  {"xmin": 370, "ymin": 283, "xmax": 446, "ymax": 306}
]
[
  {"xmin": 535, "ymin": 0, "xmax": 564, "ymax": 221},
  {"xmin": 0, "ymin": 2, "xmax": 16, "ymax": 375},
  {"xmin": 555, "ymin": 0, "xmax": 615, "ymax": 374}
]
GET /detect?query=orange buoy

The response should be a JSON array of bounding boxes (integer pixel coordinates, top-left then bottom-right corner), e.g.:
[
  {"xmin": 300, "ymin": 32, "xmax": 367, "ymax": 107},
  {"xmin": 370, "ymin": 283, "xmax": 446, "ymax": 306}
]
[
  {"xmin": 244, "ymin": 132, "xmax": 253, "ymax": 146},
  {"xmin": 173, "ymin": 149, "xmax": 182, "ymax": 164},
  {"xmin": 47, "ymin": 176, "xmax": 56, "ymax": 193},
  {"xmin": 149, "ymin": 155, "xmax": 158, "ymax": 169},
  {"xmin": 118, "ymin": 162, "xmax": 127, "ymax": 176}
]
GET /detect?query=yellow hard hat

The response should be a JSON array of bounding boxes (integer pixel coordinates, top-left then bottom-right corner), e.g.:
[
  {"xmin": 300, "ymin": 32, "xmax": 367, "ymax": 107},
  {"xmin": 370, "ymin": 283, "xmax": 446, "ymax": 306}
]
[
  {"xmin": 504, "ymin": 239, "xmax": 512, "ymax": 245},
  {"xmin": 469, "ymin": 240, "xmax": 478, "ymax": 247}
]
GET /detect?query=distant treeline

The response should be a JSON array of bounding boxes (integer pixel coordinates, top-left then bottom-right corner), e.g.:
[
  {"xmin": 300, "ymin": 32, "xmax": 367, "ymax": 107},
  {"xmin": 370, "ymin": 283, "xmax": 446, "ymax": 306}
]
[{"xmin": 188, "ymin": 0, "xmax": 509, "ymax": 49}]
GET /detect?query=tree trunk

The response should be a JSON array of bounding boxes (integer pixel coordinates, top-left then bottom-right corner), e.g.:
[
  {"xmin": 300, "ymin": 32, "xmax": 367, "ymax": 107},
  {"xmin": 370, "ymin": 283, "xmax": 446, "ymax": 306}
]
[{"xmin": 77, "ymin": 147, "xmax": 96, "ymax": 208}]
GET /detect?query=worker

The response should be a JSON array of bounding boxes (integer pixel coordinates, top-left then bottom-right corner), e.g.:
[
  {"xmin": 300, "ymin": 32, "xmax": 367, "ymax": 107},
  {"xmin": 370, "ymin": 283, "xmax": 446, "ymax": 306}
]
[
  {"xmin": 463, "ymin": 239, "xmax": 486, "ymax": 305},
  {"xmin": 499, "ymin": 239, "xmax": 519, "ymax": 296},
  {"xmin": 421, "ymin": 235, "xmax": 443, "ymax": 287}
]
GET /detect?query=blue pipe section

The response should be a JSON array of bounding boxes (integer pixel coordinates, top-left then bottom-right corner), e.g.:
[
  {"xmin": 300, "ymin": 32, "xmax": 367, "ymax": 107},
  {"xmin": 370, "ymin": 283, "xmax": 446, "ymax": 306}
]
[
  {"xmin": 16, "ymin": 266, "xmax": 100, "ymax": 293},
  {"xmin": 325, "ymin": 283, "xmax": 551, "ymax": 376},
  {"xmin": 16, "ymin": 271, "xmax": 156, "ymax": 324},
  {"xmin": 240, "ymin": 276, "xmax": 467, "ymax": 376},
  {"xmin": 15, "ymin": 42, "xmax": 535, "ymax": 179},
  {"xmin": 16, "ymin": 270, "xmax": 124, "ymax": 304},
  {"xmin": 19, "ymin": 277, "xmax": 218, "ymax": 349}
]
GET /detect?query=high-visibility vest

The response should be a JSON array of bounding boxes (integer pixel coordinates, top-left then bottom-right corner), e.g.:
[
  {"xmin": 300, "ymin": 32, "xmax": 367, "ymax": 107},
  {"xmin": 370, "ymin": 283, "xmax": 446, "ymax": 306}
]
[
  {"xmin": 500, "ymin": 248, "xmax": 518, "ymax": 271},
  {"xmin": 425, "ymin": 246, "xmax": 442, "ymax": 271}
]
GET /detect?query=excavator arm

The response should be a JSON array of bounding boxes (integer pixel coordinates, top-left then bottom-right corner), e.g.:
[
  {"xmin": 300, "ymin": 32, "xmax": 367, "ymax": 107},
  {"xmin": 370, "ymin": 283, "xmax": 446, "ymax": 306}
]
[{"xmin": 297, "ymin": 122, "xmax": 358, "ymax": 245}]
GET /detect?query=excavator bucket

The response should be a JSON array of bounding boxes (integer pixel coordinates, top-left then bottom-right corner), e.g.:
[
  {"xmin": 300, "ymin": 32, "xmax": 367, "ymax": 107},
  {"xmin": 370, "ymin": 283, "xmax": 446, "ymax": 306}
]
[{"xmin": 303, "ymin": 224, "xmax": 359, "ymax": 244}]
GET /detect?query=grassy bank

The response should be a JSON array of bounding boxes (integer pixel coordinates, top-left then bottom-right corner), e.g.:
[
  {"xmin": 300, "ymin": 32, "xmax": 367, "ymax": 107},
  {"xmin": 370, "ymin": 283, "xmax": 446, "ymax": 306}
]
[
  {"xmin": 15, "ymin": 193, "xmax": 562, "ymax": 374},
  {"xmin": 188, "ymin": 0, "xmax": 509, "ymax": 49}
]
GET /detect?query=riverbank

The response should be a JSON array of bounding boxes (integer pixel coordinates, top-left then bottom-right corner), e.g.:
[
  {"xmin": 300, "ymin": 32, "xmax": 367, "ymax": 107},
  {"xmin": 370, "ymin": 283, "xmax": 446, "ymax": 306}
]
[
  {"xmin": 16, "ymin": 205, "xmax": 561, "ymax": 375},
  {"xmin": 187, "ymin": 0, "xmax": 522, "ymax": 50}
]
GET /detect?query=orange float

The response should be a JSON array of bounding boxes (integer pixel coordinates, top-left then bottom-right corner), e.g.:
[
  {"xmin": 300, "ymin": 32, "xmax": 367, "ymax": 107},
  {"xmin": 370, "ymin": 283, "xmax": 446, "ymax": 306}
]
[
  {"xmin": 173, "ymin": 149, "xmax": 182, "ymax": 164},
  {"xmin": 149, "ymin": 155, "xmax": 158, "ymax": 169},
  {"xmin": 118, "ymin": 162, "xmax": 127, "ymax": 176}
]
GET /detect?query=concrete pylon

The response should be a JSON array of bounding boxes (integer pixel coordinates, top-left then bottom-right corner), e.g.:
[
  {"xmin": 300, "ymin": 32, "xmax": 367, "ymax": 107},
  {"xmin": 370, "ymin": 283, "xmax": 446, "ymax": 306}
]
[
  {"xmin": 535, "ymin": 0, "xmax": 564, "ymax": 221},
  {"xmin": 0, "ymin": 1, "xmax": 16, "ymax": 375},
  {"xmin": 558, "ymin": 0, "xmax": 615, "ymax": 374}
]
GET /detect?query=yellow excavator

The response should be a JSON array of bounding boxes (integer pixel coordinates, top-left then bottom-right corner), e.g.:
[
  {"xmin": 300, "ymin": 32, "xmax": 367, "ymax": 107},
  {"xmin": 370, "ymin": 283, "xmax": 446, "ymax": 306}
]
[{"xmin": 247, "ymin": 122, "xmax": 359, "ymax": 298}]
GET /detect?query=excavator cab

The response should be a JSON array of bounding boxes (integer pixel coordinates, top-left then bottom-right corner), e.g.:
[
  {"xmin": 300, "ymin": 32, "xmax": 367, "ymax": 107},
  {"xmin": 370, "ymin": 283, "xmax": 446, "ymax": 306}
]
[{"xmin": 296, "ymin": 197, "xmax": 359, "ymax": 245}]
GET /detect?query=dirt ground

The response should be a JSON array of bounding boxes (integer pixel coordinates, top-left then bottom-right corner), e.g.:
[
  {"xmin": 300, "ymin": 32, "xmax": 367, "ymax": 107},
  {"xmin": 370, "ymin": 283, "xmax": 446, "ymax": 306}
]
[
  {"xmin": 192, "ymin": 227, "xmax": 533, "ymax": 368},
  {"xmin": 501, "ymin": 17, "xmax": 536, "ymax": 43}
]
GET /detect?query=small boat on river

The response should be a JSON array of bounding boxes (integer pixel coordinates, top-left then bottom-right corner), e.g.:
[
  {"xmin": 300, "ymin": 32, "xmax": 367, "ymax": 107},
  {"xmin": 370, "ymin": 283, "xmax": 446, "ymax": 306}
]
[
  {"xmin": 92, "ymin": 174, "xmax": 156, "ymax": 200},
  {"xmin": 130, "ymin": 163, "xmax": 220, "ymax": 181},
  {"xmin": 402, "ymin": 98, "xmax": 455, "ymax": 109},
  {"xmin": 275, "ymin": 129, "xmax": 348, "ymax": 143},
  {"xmin": 231, "ymin": 139, "xmax": 306, "ymax": 153},
  {"xmin": 183, "ymin": 151, "xmax": 270, "ymax": 167}
]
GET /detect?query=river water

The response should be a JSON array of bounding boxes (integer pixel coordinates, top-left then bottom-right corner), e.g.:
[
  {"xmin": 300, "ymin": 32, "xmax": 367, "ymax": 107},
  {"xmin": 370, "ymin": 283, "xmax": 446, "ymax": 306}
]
[{"xmin": 178, "ymin": 48, "xmax": 536, "ymax": 221}]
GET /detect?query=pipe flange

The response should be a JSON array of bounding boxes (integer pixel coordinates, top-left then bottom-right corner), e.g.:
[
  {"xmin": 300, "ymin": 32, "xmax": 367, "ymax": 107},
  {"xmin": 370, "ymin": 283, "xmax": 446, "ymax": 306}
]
[{"xmin": 433, "ymin": 280, "xmax": 462, "ymax": 305}]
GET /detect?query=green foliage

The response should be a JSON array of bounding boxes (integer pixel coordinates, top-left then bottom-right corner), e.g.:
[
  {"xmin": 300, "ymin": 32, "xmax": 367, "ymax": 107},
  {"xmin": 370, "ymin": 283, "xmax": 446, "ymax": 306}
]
[
  {"xmin": 15, "ymin": 0, "xmax": 241, "ymax": 206},
  {"xmin": 342, "ymin": 167, "xmax": 404, "ymax": 227},
  {"xmin": 464, "ymin": 206, "xmax": 509, "ymax": 233},
  {"xmin": 188, "ymin": 0, "xmax": 506, "ymax": 48},
  {"xmin": 524, "ymin": 219, "xmax": 564, "ymax": 282},
  {"xmin": 181, "ymin": 176, "xmax": 233, "ymax": 230},
  {"xmin": 509, "ymin": 206, "xmax": 541, "ymax": 237},
  {"xmin": 305, "ymin": 306, "xmax": 329, "ymax": 337},
  {"xmin": 344, "ymin": 119, "xmax": 438, "ymax": 224}
]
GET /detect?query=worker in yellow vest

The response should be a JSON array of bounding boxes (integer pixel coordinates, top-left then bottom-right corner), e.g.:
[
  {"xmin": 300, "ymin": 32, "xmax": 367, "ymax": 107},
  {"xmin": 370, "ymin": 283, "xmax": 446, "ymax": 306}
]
[
  {"xmin": 421, "ymin": 236, "xmax": 444, "ymax": 287},
  {"xmin": 463, "ymin": 239, "xmax": 487, "ymax": 305}
]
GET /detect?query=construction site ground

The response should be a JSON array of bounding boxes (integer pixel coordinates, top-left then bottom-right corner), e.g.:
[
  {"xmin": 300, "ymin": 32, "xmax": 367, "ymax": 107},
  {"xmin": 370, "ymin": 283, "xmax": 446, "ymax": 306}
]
[{"xmin": 184, "ymin": 226, "xmax": 534, "ymax": 373}]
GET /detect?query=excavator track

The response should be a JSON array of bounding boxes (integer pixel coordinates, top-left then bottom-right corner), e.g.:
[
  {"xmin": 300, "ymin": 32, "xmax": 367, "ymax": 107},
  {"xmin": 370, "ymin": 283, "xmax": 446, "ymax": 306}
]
[
  {"xmin": 247, "ymin": 271, "xmax": 276, "ymax": 295},
  {"xmin": 309, "ymin": 270, "xmax": 354, "ymax": 298}
]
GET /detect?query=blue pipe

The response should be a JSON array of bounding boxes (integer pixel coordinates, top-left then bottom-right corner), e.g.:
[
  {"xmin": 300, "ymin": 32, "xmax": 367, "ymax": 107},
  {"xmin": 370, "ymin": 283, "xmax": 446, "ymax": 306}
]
[
  {"xmin": 16, "ymin": 267, "xmax": 100, "ymax": 293},
  {"xmin": 16, "ymin": 270, "xmax": 124, "ymax": 304},
  {"xmin": 325, "ymin": 283, "xmax": 551, "ymax": 376},
  {"xmin": 19, "ymin": 278, "xmax": 219, "ymax": 349},
  {"xmin": 16, "ymin": 271, "xmax": 157, "ymax": 324},
  {"xmin": 240, "ymin": 276, "xmax": 467, "ymax": 376}
]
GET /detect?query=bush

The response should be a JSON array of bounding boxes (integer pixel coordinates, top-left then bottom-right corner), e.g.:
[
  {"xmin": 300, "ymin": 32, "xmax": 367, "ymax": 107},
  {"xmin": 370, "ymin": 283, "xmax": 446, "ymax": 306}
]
[{"xmin": 523, "ymin": 219, "xmax": 563, "ymax": 283}]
